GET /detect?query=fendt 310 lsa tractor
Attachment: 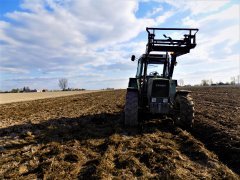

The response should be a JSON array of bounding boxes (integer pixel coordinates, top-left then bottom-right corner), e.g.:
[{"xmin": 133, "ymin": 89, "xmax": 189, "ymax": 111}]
[{"xmin": 125, "ymin": 27, "xmax": 198, "ymax": 128}]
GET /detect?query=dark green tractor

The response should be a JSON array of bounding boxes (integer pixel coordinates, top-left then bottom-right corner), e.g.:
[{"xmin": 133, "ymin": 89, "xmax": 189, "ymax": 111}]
[{"xmin": 125, "ymin": 27, "xmax": 199, "ymax": 128}]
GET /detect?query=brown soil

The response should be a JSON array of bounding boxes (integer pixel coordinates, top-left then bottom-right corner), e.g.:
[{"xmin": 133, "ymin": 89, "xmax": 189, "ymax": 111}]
[
  {"xmin": 0, "ymin": 89, "xmax": 239, "ymax": 179},
  {"xmin": 184, "ymin": 86, "xmax": 240, "ymax": 175}
]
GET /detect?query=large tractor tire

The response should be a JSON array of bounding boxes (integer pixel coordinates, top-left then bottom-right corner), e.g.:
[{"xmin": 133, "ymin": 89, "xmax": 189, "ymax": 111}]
[
  {"xmin": 124, "ymin": 90, "xmax": 138, "ymax": 127},
  {"xmin": 173, "ymin": 93, "xmax": 194, "ymax": 129}
]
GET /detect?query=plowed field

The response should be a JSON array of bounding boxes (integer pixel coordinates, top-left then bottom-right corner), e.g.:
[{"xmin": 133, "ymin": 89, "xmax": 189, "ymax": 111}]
[
  {"xmin": 0, "ymin": 87, "xmax": 239, "ymax": 179},
  {"xmin": 187, "ymin": 86, "xmax": 240, "ymax": 175}
]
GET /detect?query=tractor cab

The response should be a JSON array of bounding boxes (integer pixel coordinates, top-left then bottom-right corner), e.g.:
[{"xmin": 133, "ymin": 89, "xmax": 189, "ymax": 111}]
[{"xmin": 135, "ymin": 53, "xmax": 177, "ymax": 114}]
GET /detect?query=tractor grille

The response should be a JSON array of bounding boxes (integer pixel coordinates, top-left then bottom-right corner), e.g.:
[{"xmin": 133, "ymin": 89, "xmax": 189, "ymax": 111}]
[{"xmin": 151, "ymin": 79, "xmax": 169, "ymax": 97}]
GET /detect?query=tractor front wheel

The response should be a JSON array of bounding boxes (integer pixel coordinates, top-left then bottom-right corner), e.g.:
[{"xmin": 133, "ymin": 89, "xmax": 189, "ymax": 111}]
[{"xmin": 124, "ymin": 90, "xmax": 138, "ymax": 127}]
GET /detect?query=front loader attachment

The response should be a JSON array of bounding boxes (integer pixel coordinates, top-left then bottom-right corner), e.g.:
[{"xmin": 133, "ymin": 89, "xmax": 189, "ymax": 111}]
[{"xmin": 146, "ymin": 27, "xmax": 198, "ymax": 57}]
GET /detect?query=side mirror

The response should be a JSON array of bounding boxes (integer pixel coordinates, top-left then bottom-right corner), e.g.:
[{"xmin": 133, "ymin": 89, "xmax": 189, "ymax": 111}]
[{"xmin": 131, "ymin": 55, "xmax": 135, "ymax": 61}]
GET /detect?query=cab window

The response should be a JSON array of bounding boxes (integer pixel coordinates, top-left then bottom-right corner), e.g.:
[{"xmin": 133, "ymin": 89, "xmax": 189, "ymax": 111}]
[{"xmin": 136, "ymin": 60, "xmax": 143, "ymax": 78}]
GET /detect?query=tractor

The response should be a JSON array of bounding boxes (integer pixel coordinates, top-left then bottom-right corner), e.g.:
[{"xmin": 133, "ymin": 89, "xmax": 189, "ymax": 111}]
[{"xmin": 125, "ymin": 27, "xmax": 199, "ymax": 128}]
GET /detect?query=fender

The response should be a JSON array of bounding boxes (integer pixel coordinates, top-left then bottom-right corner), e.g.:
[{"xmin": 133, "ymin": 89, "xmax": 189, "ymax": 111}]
[
  {"xmin": 128, "ymin": 78, "xmax": 138, "ymax": 89},
  {"xmin": 175, "ymin": 90, "xmax": 191, "ymax": 98},
  {"xmin": 127, "ymin": 87, "xmax": 138, "ymax": 92}
]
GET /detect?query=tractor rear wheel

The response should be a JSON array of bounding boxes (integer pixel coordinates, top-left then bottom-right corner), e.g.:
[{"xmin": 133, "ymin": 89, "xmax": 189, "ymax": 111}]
[
  {"xmin": 124, "ymin": 90, "xmax": 138, "ymax": 127},
  {"xmin": 173, "ymin": 93, "xmax": 194, "ymax": 129}
]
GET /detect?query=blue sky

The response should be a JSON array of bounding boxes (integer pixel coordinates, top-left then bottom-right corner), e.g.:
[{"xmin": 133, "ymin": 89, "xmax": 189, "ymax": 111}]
[{"xmin": 0, "ymin": 0, "xmax": 239, "ymax": 90}]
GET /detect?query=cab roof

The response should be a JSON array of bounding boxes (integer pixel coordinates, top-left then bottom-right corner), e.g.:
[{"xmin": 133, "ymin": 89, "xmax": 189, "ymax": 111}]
[{"xmin": 139, "ymin": 54, "xmax": 168, "ymax": 64}]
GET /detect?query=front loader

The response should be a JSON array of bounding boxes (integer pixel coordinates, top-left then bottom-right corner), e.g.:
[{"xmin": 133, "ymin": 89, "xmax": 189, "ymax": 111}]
[{"xmin": 125, "ymin": 27, "xmax": 199, "ymax": 128}]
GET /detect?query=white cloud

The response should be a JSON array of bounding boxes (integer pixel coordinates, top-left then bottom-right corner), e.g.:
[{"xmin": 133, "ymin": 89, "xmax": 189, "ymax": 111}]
[
  {"xmin": 160, "ymin": 0, "xmax": 227, "ymax": 15},
  {"xmin": 0, "ymin": 67, "xmax": 29, "ymax": 74},
  {"xmin": 0, "ymin": 0, "xmax": 152, "ymax": 68},
  {"xmin": 180, "ymin": 4, "xmax": 239, "ymax": 62},
  {"xmin": 182, "ymin": 4, "xmax": 239, "ymax": 27},
  {"xmin": 155, "ymin": 10, "xmax": 174, "ymax": 24}
]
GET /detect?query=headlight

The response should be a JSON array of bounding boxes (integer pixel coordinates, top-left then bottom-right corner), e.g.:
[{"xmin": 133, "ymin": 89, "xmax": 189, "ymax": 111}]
[
  {"xmin": 152, "ymin": 98, "xmax": 156, "ymax": 103},
  {"xmin": 163, "ymin": 98, "xmax": 168, "ymax": 103}
]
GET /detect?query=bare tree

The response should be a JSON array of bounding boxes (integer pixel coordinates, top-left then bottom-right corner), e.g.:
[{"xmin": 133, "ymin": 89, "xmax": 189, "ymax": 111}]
[
  {"xmin": 201, "ymin": 79, "xmax": 209, "ymax": 86},
  {"xmin": 58, "ymin": 78, "xmax": 68, "ymax": 90}
]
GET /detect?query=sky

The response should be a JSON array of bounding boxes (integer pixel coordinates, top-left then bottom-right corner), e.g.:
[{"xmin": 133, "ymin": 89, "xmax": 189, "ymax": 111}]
[{"xmin": 0, "ymin": 0, "xmax": 239, "ymax": 90}]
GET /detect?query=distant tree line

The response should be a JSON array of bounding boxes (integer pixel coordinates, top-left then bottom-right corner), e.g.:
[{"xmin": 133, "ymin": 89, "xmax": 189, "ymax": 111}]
[
  {"xmin": 1, "ymin": 78, "xmax": 86, "ymax": 93},
  {"xmin": 177, "ymin": 76, "xmax": 240, "ymax": 87},
  {"xmin": 201, "ymin": 77, "xmax": 238, "ymax": 86},
  {"xmin": 1, "ymin": 86, "xmax": 39, "ymax": 93}
]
